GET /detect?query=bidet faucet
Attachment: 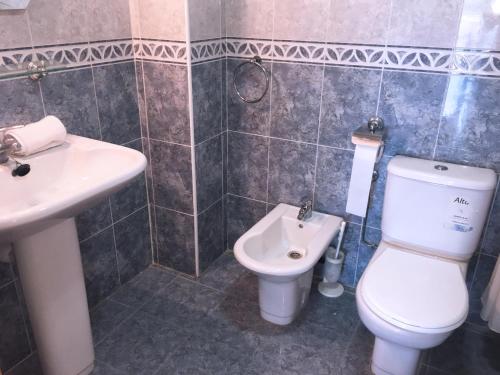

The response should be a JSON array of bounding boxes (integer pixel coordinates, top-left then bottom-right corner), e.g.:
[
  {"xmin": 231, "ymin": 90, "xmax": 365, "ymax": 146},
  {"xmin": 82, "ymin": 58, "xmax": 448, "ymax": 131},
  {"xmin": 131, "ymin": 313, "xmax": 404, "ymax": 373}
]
[
  {"xmin": 0, "ymin": 125, "xmax": 22, "ymax": 164},
  {"xmin": 297, "ymin": 200, "xmax": 313, "ymax": 221}
]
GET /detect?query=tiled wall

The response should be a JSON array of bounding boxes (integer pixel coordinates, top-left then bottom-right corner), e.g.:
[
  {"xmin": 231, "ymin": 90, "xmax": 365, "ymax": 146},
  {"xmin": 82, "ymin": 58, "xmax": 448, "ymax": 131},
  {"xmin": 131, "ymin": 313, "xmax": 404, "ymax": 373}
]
[
  {"xmin": 223, "ymin": 0, "xmax": 500, "ymax": 327},
  {"xmin": 0, "ymin": 1, "xmax": 151, "ymax": 371}
]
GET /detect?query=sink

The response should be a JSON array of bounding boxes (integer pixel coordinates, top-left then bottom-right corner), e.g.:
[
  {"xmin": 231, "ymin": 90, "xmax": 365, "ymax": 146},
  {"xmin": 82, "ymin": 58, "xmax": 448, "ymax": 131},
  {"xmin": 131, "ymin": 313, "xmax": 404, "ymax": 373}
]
[
  {"xmin": 234, "ymin": 203, "xmax": 343, "ymax": 325},
  {"xmin": 0, "ymin": 135, "xmax": 146, "ymax": 375},
  {"xmin": 0, "ymin": 135, "xmax": 146, "ymax": 241}
]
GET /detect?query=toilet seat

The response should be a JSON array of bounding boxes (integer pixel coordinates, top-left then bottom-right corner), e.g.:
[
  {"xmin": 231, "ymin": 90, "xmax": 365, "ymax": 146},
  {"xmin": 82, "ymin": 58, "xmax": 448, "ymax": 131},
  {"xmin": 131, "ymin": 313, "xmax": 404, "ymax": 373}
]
[{"xmin": 358, "ymin": 247, "xmax": 468, "ymax": 334}]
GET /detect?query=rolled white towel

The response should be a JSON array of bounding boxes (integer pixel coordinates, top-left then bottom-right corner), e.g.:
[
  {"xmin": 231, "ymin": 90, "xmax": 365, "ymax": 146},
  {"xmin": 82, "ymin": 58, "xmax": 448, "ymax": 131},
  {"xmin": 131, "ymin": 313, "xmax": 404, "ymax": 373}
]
[{"xmin": 5, "ymin": 115, "xmax": 67, "ymax": 156}]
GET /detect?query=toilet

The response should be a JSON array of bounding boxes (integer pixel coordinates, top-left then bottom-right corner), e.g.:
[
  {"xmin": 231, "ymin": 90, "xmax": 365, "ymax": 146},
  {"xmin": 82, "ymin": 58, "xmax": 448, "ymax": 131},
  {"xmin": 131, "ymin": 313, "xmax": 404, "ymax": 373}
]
[{"xmin": 356, "ymin": 156, "xmax": 497, "ymax": 375}]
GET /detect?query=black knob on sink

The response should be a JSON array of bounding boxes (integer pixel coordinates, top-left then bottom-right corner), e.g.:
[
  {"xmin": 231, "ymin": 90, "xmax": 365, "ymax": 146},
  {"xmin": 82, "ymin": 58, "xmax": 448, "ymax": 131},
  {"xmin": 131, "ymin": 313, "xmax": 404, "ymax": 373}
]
[{"xmin": 12, "ymin": 164, "xmax": 30, "ymax": 177}]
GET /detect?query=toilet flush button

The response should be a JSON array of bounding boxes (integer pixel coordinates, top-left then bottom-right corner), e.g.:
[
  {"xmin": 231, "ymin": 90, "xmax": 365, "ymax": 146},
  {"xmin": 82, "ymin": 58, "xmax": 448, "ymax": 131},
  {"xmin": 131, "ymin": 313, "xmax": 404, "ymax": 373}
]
[{"xmin": 434, "ymin": 165, "xmax": 448, "ymax": 171}]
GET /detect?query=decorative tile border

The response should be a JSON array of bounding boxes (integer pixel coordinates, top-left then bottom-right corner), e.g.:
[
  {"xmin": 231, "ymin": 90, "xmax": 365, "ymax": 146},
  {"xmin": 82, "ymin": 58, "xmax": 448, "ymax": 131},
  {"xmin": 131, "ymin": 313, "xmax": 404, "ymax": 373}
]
[
  {"xmin": 224, "ymin": 38, "xmax": 500, "ymax": 77},
  {"xmin": 134, "ymin": 39, "xmax": 187, "ymax": 64},
  {"xmin": 1, "ymin": 38, "xmax": 499, "ymax": 77},
  {"xmin": 0, "ymin": 40, "xmax": 135, "ymax": 75}
]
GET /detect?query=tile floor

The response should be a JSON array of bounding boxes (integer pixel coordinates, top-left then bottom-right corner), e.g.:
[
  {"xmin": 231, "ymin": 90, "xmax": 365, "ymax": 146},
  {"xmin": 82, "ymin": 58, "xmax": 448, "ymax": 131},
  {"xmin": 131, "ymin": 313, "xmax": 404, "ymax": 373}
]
[{"xmin": 6, "ymin": 252, "xmax": 500, "ymax": 375}]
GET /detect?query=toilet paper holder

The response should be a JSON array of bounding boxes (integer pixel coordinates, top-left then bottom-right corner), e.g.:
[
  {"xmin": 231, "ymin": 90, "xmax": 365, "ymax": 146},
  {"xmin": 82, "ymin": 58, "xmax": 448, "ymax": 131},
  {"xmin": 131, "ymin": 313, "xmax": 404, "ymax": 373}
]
[{"xmin": 352, "ymin": 116, "xmax": 385, "ymax": 143}]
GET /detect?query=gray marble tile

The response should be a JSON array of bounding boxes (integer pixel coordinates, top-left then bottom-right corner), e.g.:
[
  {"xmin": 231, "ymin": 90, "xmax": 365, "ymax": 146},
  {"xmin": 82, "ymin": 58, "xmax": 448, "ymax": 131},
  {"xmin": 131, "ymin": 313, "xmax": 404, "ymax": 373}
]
[
  {"xmin": 225, "ymin": 0, "xmax": 274, "ymax": 39},
  {"xmin": 427, "ymin": 326, "xmax": 500, "ymax": 374},
  {"xmin": 93, "ymin": 62, "xmax": 141, "ymax": 145},
  {"xmin": 110, "ymin": 266, "xmax": 176, "ymax": 309},
  {"xmin": 434, "ymin": 146, "xmax": 500, "ymax": 174},
  {"xmin": 198, "ymin": 200, "xmax": 225, "ymax": 272},
  {"xmin": 226, "ymin": 194, "xmax": 267, "ymax": 250},
  {"xmin": 300, "ymin": 285, "xmax": 359, "ymax": 334},
  {"xmin": 189, "ymin": 0, "xmax": 222, "ymax": 41},
  {"xmin": 438, "ymin": 76, "xmax": 500, "ymax": 170},
  {"xmin": 28, "ymin": 0, "xmax": 89, "ymax": 45},
  {"xmin": 481, "ymin": 182, "xmax": 500, "ymax": 257},
  {"xmin": 110, "ymin": 173, "xmax": 148, "ymax": 222},
  {"xmin": 41, "ymin": 69, "xmax": 100, "ymax": 139},
  {"xmin": 273, "ymin": 0, "xmax": 329, "ymax": 42},
  {"xmin": 199, "ymin": 252, "xmax": 255, "ymax": 294},
  {"xmin": 378, "ymin": 71, "xmax": 448, "ymax": 158},
  {"xmin": 4, "ymin": 353, "xmax": 42, "ymax": 375},
  {"xmin": 0, "ymin": 261, "xmax": 13, "ymax": 289},
  {"xmin": 327, "ymin": 0, "xmax": 391, "ymax": 45},
  {"xmin": 0, "ymin": 78, "xmax": 44, "ymax": 129},
  {"xmin": 468, "ymin": 254, "xmax": 497, "ymax": 325},
  {"xmin": 143, "ymin": 62, "xmax": 190, "ymax": 145},
  {"xmin": 268, "ymin": 138, "xmax": 316, "ymax": 206},
  {"xmin": 222, "ymin": 131, "xmax": 228, "ymax": 194},
  {"xmin": 314, "ymin": 146, "xmax": 361, "ymax": 223},
  {"xmin": 141, "ymin": 277, "xmax": 224, "ymax": 319},
  {"xmin": 134, "ymin": 61, "xmax": 148, "ymax": 138},
  {"xmin": 456, "ymin": 0, "xmax": 500, "ymax": 50},
  {"xmin": 195, "ymin": 135, "xmax": 223, "ymax": 212},
  {"xmin": 80, "ymin": 228, "xmax": 120, "ymax": 308},
  {"xmin": 76, "ymin": 199, "xmax": 112, "ymax": 242},
  {"xmin": 340, "ymin": 323, "xmax": 374, "ymax": 375},
  {"xmin": 366, "ymin": 156, "xmax": 391, "ymax": 229},
  {"xmin": 227, "ymin": 131, "xmax": 269, "ymax": 201},
  {"xmin": 227, "ymin": 59, "xmax": 271, "ymax": 136},
  {"xmin": 95, "ymin": 310, "xmax": 188, "ymax": 375},
  {"xmin": 114, "ymin": 207, "xmax": 152, "ymax": 284},
  {"xmin": 387, "ymin": 0, "xmax": 462, "ymax": 48},
  {"xmin": 88, "ymin": 0, "xmax": 132, "ymax": 41},
  {"xmin": 138, "ymin": 0, "xmax": 186, "ymax": 41},
  {"xmin": 0, "ymin": 283, "xmax": 31, "ymax": 372},
  {"xmin": 270, "ymin": 62, "xmax": 323, "ymax": 143},
  {"xmin": 319, "ymin": 66, "xmax": 381, "ymax": 149},
  {"xmin": 155, "ymin": 206, "xmax": 196, "ymax": 275},
  {"xmin": 0, "ymin": 12, "xmax": 31, "ymax": 50},
  {"xmin": 90, "ymin": 299, "xmax": 134, "ymax": 345},
  {"xmin": 192, "ymin": 60, "xmax": 222, "ymax": 144},
  {"xmin": 150, "ymin": 140, "xmax": 193, "ymax": 214}
]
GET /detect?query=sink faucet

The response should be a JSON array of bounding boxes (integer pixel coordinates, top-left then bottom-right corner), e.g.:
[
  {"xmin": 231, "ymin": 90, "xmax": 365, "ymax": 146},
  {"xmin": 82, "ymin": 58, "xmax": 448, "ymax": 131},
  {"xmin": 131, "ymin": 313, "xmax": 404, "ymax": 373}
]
[
  {"xmin": 297, "ymin": 200, "xmax": 313, "ymax": 221},
  {"xmin": 0, "ymin": 125, "xmax": 22, "ymax": 164}
]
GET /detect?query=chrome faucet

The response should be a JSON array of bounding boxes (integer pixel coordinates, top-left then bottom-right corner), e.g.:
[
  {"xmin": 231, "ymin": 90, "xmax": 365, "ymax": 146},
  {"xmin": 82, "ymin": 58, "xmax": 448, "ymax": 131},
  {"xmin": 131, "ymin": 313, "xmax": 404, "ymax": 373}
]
[
  {"xmin": 297, "ymin": 200, "xmax": 313, "ymax": 221},
  {"xmin": 0, "ymin": 125, "xmax": 22, "ymax": 164}
]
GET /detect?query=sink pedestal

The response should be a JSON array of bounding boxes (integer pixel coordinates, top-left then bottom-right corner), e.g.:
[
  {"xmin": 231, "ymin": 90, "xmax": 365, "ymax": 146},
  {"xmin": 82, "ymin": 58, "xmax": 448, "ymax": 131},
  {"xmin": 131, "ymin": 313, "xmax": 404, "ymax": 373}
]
[{"xmin": 14, "ymin": 218, "xmax": 94, "ymax": 375}]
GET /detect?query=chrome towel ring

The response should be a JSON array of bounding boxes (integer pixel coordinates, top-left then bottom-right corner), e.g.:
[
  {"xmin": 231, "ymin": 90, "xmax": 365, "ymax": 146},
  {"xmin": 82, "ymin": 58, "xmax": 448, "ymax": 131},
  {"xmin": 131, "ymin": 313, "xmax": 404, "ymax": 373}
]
[{"xmin": 233, "ymin": 56, "xmax": 269, "ymax": 104}]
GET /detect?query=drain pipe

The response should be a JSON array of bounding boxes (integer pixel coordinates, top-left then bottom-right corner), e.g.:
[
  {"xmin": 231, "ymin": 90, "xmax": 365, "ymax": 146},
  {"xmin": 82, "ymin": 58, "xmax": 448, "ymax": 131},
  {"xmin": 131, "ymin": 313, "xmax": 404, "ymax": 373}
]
[{"xmin": 361, "ymin": 170, "xmax": 379, "ymax": 249}]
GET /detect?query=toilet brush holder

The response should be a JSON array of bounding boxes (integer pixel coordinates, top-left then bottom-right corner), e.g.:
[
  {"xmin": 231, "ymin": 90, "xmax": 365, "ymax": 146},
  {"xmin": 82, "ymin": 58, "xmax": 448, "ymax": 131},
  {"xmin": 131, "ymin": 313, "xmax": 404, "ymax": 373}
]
[{"xmin": 318, "ymin": 250, "xmax": 345, "ymax": 298}]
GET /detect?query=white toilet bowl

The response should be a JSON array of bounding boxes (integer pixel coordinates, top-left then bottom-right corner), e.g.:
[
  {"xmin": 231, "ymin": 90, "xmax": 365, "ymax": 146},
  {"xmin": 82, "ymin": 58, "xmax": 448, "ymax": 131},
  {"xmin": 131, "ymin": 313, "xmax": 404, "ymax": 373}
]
[
  {"xmin": 234, "ymin": 204, "xmax": 342, "ymax": 325},
  {"xmin": 356, "ymin": 243, "xmax": 468, "ymax": 375}
]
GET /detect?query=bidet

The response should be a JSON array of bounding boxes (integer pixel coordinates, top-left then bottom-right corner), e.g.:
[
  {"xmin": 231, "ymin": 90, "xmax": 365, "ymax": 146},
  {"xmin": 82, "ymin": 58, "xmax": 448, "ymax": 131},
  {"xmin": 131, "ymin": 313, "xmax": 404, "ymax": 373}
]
[{"xmin": 234, "ymin": 204, "xmax": 342, "ymax": 324}]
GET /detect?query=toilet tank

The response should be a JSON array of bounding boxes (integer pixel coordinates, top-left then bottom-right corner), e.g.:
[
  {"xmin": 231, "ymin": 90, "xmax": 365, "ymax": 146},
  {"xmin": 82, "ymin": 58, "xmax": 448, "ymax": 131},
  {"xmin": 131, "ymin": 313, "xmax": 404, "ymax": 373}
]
[{"xmin": 382, "ymin": 156, "xmax": 497, "ymax": 260}]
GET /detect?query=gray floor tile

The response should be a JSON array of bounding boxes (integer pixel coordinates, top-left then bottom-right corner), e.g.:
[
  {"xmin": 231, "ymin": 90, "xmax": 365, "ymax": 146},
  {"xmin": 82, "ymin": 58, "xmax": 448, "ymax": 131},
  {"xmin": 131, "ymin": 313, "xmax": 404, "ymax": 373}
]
[
  {"xmin": 90, "ymin": 299, "xmax": 135, "ymax": 345},
  {"xmin": 109, "ymin": 266, "xmax": 176, "ymax": 308},
  {"xmin": 199, "ymin": 252, "xmax": 259, "ymax": 304}
]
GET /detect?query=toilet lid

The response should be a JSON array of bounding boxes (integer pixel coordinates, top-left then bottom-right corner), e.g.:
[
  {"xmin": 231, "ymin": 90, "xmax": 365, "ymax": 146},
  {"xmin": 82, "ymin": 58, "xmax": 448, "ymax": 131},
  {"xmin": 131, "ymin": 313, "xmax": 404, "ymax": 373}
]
[{"xmin": 360, "ymin": 248, "xmax": 468, "ymax": 331}]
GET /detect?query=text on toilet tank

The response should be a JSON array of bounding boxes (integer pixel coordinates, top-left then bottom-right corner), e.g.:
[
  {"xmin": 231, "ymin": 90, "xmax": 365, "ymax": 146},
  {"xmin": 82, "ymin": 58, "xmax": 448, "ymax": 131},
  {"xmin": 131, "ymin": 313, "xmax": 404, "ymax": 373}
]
[{"xmin": 453, "ymin": 197, "xmax": 469, "ymax": 205}]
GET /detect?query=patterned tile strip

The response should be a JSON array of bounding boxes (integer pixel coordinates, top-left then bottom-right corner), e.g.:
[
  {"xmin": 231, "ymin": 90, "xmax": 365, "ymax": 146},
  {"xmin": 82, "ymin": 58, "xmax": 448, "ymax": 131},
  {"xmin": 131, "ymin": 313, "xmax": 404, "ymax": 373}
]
[{"xmin": 1, "ymin": 38, "xmax": 499, "ymax": 77}]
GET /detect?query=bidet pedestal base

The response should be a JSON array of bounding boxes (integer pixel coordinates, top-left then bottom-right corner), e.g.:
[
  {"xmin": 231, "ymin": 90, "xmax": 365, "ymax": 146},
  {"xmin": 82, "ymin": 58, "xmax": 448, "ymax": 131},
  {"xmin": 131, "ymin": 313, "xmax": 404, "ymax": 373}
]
[
  {"xmin": 14, "ymin": 218, "xmax": 95, "ymax": 375},
  {"xmin": 372, "ymin": 337, "xmax": 420, "ymax": 375},
  {"xmin": 258, "ymin": 269, "xmax": 313, "ymax": 325}
]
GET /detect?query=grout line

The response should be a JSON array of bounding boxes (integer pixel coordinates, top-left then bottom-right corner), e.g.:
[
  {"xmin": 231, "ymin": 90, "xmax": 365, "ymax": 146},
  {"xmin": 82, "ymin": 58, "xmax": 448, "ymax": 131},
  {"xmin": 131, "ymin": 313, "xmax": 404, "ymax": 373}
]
[
  {"xmin": 148, "ymin": 137, "xmax": 191, "ymax": 148},
  {"xmin": 197, "ymin": 197, "xmax": 223, "ymax": 217},
  {"xmin": 79, "ymin": 204, "xmax": 148, "ymax": 244},
  {"xmin": 226, "ymin": 192, "xmax": 268, "ymax": 205},
  {"xmin": 107, "ymin": 198, "xmax": 121, "ymax": 285},
  {"xmin": 194, "ymin": 128, "xmax": 225, "ymax": 147},
  {"xmin": 431, "ymin": 74, "xmax": 452, "ymax": 159},
  {"xmin": 153, "ymin": 204, "xmax": 195, "ymax": 217}
]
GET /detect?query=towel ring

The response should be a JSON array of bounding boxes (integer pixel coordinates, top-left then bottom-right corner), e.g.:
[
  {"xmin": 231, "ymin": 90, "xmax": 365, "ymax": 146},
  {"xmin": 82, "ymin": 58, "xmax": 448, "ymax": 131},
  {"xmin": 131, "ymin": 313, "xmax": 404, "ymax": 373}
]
[{"xmin": 233, "ymin": 56, "xmax": 269, "ymax": 104}]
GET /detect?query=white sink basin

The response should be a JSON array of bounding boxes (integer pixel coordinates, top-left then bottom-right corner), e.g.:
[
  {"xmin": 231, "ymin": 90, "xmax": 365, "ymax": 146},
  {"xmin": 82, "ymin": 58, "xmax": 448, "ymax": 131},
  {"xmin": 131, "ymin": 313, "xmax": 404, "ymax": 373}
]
[
  {"xmin": 234, "ymin": 203, "xmax": 343, "ymax": 325},
  {"xmin": 0, "ymin": 134, "xmax": 146, "ymax": 241},
  {"xmin": 0, "ymin": 134, "xmax": 146, "ymax": 375}
]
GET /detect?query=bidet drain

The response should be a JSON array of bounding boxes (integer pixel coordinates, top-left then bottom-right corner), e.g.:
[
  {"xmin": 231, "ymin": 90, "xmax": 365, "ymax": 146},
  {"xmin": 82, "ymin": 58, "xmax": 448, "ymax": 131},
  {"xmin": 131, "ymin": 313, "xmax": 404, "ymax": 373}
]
[{"xmin": 287, "ymin": 250, "xmax": 303, "ymax": 260}]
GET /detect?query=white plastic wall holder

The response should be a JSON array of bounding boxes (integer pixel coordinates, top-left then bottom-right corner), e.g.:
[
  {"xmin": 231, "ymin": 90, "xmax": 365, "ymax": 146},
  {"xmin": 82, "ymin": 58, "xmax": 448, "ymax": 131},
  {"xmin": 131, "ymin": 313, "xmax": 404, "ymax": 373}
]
[{"xmin": 318, "ymin": 250, "xmax": 345, "ymax": 298}]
